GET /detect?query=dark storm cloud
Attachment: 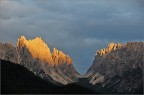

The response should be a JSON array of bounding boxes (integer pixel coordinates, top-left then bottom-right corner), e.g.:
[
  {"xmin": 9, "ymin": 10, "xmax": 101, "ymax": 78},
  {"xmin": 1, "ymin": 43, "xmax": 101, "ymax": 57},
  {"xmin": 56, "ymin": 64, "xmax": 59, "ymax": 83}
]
[{"xmin": 0, "ymin": 0, "xmax": 143, "ymax": 74}]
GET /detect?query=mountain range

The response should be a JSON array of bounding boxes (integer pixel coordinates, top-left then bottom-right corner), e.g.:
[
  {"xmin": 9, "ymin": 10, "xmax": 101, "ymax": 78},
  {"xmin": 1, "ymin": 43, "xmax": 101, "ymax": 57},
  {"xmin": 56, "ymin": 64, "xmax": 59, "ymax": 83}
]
[{"xmin": 0, "ymin": 36, "xmax": 143, "ymax": 94}]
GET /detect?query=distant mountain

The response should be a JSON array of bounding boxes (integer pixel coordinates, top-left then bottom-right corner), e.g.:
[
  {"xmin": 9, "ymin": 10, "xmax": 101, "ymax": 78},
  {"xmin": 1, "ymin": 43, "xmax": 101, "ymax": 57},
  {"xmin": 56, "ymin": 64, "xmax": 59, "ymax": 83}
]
[
  {"xmin": 0, "ymin": 36, "xmax": 79, "ymax": 85},
  {"xmin": 84, "ymin": 42, "xmax": 143, "ymax": 94},
  {"xmin": 1, "ymin": 59, "xmax": 96, "ymax": 94},
  {"xmin": 1, "ymin": 37, "xmax": 143, "ymax": 94}
]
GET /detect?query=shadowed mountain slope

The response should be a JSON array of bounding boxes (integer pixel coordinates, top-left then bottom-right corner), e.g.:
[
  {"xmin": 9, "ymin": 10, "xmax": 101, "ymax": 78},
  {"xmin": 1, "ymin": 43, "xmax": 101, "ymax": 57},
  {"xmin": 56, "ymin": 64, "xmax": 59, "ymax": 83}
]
[
  {"xmin": 1, "ymin": 59, "xmax": 96, "ymax": 94},
  {"xmin": 84, "ymin": 42, "xmax": 143, "ymax": 94}
]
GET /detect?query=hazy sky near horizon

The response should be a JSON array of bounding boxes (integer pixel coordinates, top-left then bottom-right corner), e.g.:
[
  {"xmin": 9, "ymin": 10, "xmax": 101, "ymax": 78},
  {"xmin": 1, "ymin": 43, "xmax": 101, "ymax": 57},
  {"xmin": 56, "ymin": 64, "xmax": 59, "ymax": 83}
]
[{"xmin": 0, "ymin": 0, "xmax": 143, "ymax": 74}]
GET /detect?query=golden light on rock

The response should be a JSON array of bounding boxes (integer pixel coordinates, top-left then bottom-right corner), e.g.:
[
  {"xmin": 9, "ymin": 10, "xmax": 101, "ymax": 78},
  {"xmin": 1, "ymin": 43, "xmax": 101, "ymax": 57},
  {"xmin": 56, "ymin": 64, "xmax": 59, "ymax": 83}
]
[
  {"xmin": 97, "ymin": 42, "xmax": 122, "ymax": 56},
  {"xmin": 17, "ymin": 36, "xmax": 72, "ymax": 65}
]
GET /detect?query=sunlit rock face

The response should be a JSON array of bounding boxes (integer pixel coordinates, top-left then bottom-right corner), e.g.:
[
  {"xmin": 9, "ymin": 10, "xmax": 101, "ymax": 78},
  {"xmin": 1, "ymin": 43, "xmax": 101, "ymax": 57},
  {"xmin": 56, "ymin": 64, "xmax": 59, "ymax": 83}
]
[
  {"xmin": 97, "ymin": 42, "xmax": 122, "ymax": 56},
  {"xmin": 0, "ymin": 36, "xmax": 78, "ymax": 85},
  {"xmin": 17, "ymin": 36, "xmax": 72, "ymax": 65},
  {"xmin": 86, "ymin": 42, "xmax": 143, "ymax": 94},
  {"xmin": 16, "ymin": 36, "xmax": 78, "ymax": 84},
  {"xmin": 52, "ymin": 48, "xmax": 72, "ymax": 65}
]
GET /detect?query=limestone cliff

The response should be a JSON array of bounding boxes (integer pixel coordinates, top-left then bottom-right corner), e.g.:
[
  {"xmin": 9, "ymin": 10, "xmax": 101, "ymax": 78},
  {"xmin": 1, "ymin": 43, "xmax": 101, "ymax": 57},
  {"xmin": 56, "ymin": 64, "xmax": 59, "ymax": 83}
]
[
  {"xmin": 52, "ymin": 48, "xmax": 72, "ymax": 65},
  {"xmin": 0, "ymin": 36, "xmax": 78, "ymax": 85},
  {"xmin": 97, "ymin": 42, "xmax": 122, "ymax": 56},
  {"xmin": 86, "ymin": 42, "xmax": 143, "ymax": 94},
  {"xmin": 0, "ymin": 43, "xmax": 20, "ymax": 63},
  {"xmin": 17, "ymin": 36, "xmax": 72, "ymax": 65}
]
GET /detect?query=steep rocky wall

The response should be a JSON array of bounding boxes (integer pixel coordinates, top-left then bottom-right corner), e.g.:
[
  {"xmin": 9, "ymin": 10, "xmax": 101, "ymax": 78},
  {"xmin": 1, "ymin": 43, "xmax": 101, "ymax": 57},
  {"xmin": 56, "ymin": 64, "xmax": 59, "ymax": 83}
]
[
  {"xmin": 17, "ymin": 36, "xmax": 72, "ymax": 65},
  {"xmin": 86, "ymin": 42, "xmax": 144, "ymax": 94},
  {"xmin": 0, "ymin": 43, "xmax": 20, "ymax": 63},
  {"xmin": 0, "ymin": 36, "xmax": 78, "ymax": 85},
  {"xmin": 97, "ymin": 42, "xmax": 122, "ymax": 56}
]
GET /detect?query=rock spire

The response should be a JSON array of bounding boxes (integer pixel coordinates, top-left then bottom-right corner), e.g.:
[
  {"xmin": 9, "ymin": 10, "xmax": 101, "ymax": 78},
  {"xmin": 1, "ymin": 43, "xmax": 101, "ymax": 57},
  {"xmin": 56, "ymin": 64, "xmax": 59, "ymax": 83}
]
[
  {"xmin": 96, "ymin": 42, "xmax": 122, "ymax": 56},
  {"xmin": 17, "ymin": 36, "xmax": 72, "ymax": 65}
]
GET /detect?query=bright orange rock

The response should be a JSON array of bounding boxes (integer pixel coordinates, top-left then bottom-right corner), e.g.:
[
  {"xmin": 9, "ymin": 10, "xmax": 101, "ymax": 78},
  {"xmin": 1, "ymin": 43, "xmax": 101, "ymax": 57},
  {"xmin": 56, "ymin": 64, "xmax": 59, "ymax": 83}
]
[
  {"xmin": 97, "ymin": 42, "xmax": 122, "ymax": 56},
  {"xmin": 17, "ymin": 36, "xmax": 72, "ymax": 65},
  {"xmin": 52, "ymin": 48, "xmax": 72, "ymax": 64}
]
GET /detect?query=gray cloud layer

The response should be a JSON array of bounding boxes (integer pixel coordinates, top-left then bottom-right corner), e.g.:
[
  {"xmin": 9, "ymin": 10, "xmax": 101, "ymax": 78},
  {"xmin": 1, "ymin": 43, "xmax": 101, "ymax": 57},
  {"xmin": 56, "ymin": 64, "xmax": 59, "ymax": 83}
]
[{"xmin": 0, "ymin": 0, "xmax": 143, "ymax": 74}]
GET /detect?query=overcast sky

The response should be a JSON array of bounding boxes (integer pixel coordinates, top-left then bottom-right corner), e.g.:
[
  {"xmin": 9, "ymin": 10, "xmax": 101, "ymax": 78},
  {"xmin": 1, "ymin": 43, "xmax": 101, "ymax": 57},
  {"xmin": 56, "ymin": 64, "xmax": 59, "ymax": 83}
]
[{"xmin": 0, "ymin": 0, "xmax": 143, "ymax": 74}]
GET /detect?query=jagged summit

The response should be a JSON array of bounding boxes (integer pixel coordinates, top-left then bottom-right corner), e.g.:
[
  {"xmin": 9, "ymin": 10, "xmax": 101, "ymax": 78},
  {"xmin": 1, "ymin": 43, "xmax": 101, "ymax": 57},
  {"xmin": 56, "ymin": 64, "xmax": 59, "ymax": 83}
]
[
  {"xmin": 17, "ymin": 36, "xmax": 72, "ymax": 65},
  {"xmin": 0, "ymin": 36, "xmax": 78, "ymax": 85},
  {"xmin": 96, "ymin": 42, "xmax": 122, "ymax": 56},
  {"xmin": 86, "ymin": 42, "xmax": 143, "ymax": 94},
  {"xmin": 52, "ymin": 48, "xmax": 72, "ymax": 64}
]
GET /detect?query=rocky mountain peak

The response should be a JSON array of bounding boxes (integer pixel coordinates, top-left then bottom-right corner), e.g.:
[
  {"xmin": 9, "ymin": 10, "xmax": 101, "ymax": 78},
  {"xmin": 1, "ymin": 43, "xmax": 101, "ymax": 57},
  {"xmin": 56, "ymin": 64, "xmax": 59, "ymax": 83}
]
[
  {"xmin": 16, "ymin": 36, "xmax": 26, "ymax": 47},
  {"xmin": 86, "ymin": 42, "xmax": 143, "ymax": 94},
  {"xmin": 0, "ymin": 36, "xmax": 78, "ymax": 85},
  {"xmin": 52, "ymin": 48, "xmax": 72, "ymax": 64},
  {"xmin": 16, "ymin": 36, "xmax": 72, "ymax": 65},
  {"xmin": 17, "ymin": 36, "xmax": 54, "ymax": 65},
  {"xmin": 96, "ymin": 42, "xmax": 122, "ymax": 56}
]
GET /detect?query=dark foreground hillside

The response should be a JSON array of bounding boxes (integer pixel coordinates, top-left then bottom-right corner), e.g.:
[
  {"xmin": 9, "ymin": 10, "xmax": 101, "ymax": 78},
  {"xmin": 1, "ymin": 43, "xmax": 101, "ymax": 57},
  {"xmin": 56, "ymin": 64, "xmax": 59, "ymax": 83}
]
[{"xmin": 1, "ymin": 59, "xmax": 96, "ymax": 94}]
